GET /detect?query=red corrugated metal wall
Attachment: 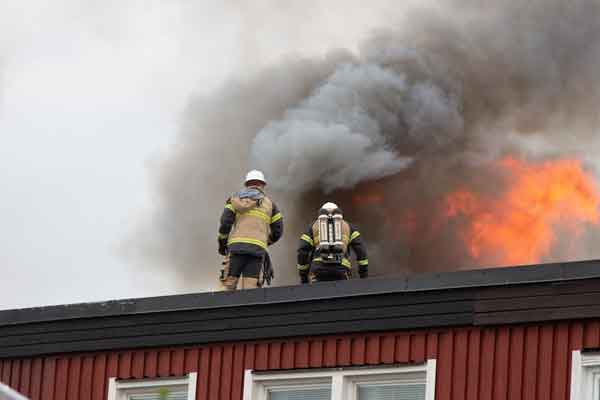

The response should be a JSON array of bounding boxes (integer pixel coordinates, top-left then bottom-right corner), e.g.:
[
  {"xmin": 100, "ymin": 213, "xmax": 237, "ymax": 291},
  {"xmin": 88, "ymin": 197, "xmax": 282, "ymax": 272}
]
[{"xmin": 2, "ymin": 320, "xmax": 600, "ymax": 400}]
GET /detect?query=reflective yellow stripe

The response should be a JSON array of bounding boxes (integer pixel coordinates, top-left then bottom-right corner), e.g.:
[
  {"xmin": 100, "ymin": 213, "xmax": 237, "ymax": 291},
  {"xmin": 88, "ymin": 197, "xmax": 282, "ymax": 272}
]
[
  {"xmin": 301, "ymin": 234, "xmax": 314, "ymax": 247},
  {"xmin": 225, "ymin": 204, "xmax": 235, "ymax": 212},
  {"xmin": 313, "ymin": 257, "xmax": 352, "ymax": 269},
  {"xmin": 218, "ymin": 233, "xmax": 228, "ymax": 240},
  {"xmin": 350, "ymin": 231, "xmax": 361, "ymax": 242},
  {"xmin": 297, "ymin": 264, "xmax": 309, "ymax": 271},
  {"xmin": 358, "ymin": 259, "xmax": 369, "ymax": 266},
  {"xmin": 271, "ymin": 213, "xmax": 282, "ymax": 223},
  {"xmin": 243, "ymin": 209, "xmax": 270, "ymax": 223},
  {"xmin": 227, "ymin": 237, "xmax": 267, "ymax": 249}
]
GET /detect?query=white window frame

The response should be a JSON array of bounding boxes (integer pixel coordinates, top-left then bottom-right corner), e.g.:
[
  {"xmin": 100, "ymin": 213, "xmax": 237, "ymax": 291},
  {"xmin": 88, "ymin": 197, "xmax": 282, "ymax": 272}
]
[
  {"xmin": 0, "ymin": 382, "xmax": 29, "ymax": 400},
  {"xmin": 571, "ymin": 350, "xmax": 600, "ymax": 400},
  {"xmin": 107, "ymin": 373, "xmax": 197, "ymax": 400},
  {"xmin": 243, "ymin": 360, "xmax": 436, "ymax": 400}
]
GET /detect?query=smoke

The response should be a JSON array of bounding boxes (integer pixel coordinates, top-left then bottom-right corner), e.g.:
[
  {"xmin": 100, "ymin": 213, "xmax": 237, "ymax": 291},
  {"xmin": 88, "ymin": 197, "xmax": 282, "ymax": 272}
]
[
  {"xmin": 136, "ymin": 0, "xmax": 600, "ymax": 287},
  {"xmin": 251, "ymin": 62, "xmax": 462, "ymax": 191},
  {"xmin": 253, "ymin": 0, "xmax": 600, "ymax": 191},
  {"xmin": 0, "ymin": 62, "xmax": 4, "ymax": 113},
  {"xmin": 129, "ymin": 53, "xmax": 356, "ymax": 287}
]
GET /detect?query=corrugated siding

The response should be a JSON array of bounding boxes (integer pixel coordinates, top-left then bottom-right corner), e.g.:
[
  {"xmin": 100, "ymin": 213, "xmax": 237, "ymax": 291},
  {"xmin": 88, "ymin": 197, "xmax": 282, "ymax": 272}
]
[{"xmin": 2, "ymin": 320, "xmax": 600, "ymax": 400}]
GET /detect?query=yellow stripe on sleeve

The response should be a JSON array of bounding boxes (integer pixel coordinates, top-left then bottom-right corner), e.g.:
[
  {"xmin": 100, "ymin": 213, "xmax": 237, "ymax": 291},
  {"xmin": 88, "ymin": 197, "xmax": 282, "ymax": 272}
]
[{"xmin": 301, "ymin": 234, "xmax": 314, "ymax": 247}]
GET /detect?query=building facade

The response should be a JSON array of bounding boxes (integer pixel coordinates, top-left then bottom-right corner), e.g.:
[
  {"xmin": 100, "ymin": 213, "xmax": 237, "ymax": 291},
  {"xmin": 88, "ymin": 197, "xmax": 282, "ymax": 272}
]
[{"xmin": 2, "ymin": 260, "xmax": 600, "ymax": 400}]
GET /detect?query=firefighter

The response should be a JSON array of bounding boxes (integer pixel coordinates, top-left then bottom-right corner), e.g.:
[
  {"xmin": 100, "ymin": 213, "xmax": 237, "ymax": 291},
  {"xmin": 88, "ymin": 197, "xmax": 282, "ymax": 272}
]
[
  {"xmin": 218, "ymin": 170, "xmax": 283, "ymax": 290},
  {"xmin": 297, "ymin": 202, "xmax": 369, "ymax": 283}
]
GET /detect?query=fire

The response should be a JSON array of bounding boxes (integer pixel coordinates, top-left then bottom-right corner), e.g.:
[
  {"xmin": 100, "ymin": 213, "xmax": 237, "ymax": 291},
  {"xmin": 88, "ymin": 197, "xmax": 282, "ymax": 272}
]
[
  {"xmin": 444, "ymin": 157, "xmax": 600, "ymax": 266},
  {"xmin": 352, "ymin": 193, "xmax": 384, "ymax": 206}
]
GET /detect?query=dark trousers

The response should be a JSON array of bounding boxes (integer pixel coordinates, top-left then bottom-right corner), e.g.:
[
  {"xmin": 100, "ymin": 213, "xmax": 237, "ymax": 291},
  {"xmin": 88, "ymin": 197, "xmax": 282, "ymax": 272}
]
[
  {"xmin": 309, "ymin": 263, "xmax": 350, "ymax": 282},
  {"xmin": 228, "ymin": 253, "xmax": 263, "ymax": 278}
]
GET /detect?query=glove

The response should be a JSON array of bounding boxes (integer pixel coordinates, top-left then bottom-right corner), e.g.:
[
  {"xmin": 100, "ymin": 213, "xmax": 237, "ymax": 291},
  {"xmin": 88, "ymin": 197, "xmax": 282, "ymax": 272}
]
[
  {"xmin": 218, "ymin": 240, "xmax": 228, "ymax": 256},
  {"xmin": 359, "ymin": 269, "xmax": 368, "ymax": 279},
  {"xmin": 300, "ymin": 274, "xmax": 309, "ymax": 284}
]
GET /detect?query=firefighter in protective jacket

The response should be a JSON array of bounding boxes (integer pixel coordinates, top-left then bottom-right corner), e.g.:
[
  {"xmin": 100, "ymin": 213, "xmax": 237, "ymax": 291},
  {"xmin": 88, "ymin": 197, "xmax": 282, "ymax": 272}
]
[
  {"xmin": 297, "ymin": 202, "xmax": 369, "ymax": 283},
  {"xmin": 218, "ymin": 170, "xmax": 283, "ymax": 290}
]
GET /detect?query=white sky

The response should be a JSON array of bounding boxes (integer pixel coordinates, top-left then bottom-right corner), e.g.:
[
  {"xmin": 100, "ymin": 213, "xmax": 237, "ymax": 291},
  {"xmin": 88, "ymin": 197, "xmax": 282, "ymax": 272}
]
[{"xmin": 0, "ymin": 0, "xmax": 407, "ymax": 309}]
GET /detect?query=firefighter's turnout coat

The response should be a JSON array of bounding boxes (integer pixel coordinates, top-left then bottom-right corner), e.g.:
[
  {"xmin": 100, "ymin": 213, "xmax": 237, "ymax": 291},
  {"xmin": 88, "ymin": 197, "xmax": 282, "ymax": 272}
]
[
  {"xmin": 218, "ymin": 187, "xmax": 283, "ymax": 256},
  {"xmin": 297, "ymin": 220, "xmax": 369, "ymax": 280}
]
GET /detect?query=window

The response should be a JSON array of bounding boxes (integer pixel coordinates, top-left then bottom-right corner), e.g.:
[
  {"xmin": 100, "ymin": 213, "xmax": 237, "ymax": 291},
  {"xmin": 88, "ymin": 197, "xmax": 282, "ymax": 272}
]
[
  {"xmin": 571, "ymin": 350, "xmax": 600, "ymax": 400},
  {"xmin": 0, "ymin": 381, "xmax": 28, "ymax": 400},
  {"xmin": 107, "ymin": 373, "xmax": 197, "ymax": 400},
  {"xmin": 243, "ymin": 360, "xmax": 436, "ymax": 400}
]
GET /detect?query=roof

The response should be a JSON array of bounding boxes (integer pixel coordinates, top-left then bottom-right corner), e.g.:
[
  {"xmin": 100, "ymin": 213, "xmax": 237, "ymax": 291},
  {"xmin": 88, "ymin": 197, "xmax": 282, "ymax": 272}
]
[{"xmin": 2, "ymin": 259, "xmax": 600, "ymax": 359}]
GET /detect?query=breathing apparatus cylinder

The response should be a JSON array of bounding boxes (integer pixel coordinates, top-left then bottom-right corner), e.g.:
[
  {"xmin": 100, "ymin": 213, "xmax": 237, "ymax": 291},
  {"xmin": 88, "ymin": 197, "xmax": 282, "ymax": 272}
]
[
  {"xmin": 318, "ymin": 214, "xmax": 328, "ymax": 246},
  {"xmin": 332, "ymin": 214, "xmax": 343, "ymax": 243},
  {"xmin": 317, "ymin": 213, "xmax": 344, "ymax": 263}
]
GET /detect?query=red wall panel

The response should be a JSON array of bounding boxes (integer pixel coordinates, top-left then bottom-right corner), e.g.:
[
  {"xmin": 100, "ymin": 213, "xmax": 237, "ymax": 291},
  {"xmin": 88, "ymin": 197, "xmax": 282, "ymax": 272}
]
[
  {"xmin": 54, "ymin": 358, "xmax": 68, "ymax": 400},
  {"xmin": 66, "ymin": 356, "xmax": 80, "ymax": 400},
  {"xmin": 4, "ymin": 320, "xmax": 600, "ymax": 400}
]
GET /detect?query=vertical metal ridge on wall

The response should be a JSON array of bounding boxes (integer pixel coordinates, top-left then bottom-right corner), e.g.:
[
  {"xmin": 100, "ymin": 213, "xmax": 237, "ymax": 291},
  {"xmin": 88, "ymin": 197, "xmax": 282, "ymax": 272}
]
[{"xmin": 2, "ymin": 320, "xmax": 600, "ymax": 399}]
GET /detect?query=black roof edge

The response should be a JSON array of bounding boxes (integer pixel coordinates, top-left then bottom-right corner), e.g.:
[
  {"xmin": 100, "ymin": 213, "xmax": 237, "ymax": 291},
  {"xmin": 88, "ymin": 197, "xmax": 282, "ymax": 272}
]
[{"xmin": 2, "ymin": 259, "xmax": 600, "ymax": 327}]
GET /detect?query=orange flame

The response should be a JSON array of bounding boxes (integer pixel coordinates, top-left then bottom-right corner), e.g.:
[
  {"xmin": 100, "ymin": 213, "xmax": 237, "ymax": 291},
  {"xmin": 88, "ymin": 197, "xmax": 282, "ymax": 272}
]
[{"xmin": 444, "ymin": 157, "xmax": 600, "ymax": 265}]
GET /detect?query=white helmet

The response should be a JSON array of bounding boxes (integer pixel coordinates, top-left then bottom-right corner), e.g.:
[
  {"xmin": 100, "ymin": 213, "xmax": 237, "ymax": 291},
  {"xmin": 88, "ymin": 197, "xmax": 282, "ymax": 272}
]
[
  {"xmin": 319, "ymin": 202, "xmax": 342, "ymax": 216},
  {"xmin": 321, "ymin": 202, "xmax": 339, "ymax": 212},
  {"xmin": 245, "ymin": 169, "xmax": 266, "ymax": 185}
]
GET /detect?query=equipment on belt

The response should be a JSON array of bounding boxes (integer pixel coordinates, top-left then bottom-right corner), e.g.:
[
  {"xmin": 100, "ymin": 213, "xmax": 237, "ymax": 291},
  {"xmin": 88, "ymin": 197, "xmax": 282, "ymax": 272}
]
[
  {"xmin": 218, "ymin": 240, "xmax": 228, "ymax": 256},
  {"xmin": 260, "ymin": 252, "xmax": 274, "ymax": 286},
  {"xmin": 218, "ymin": 254, "xmax": 230, "ymax": 290}
]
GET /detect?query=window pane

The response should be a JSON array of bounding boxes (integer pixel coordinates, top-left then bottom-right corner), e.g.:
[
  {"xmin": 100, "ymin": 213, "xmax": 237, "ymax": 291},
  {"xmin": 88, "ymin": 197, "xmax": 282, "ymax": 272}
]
[
  {"xmin": 129, "ymin": 392, "xmax": 188, "ymax": 400},
  {"xmin": 268, "ymin": 388, "xmax": 331, "ymax": 400},
  {"xmin": 358, "ymin": 384, "xmax": 426, "ymax": 400}
]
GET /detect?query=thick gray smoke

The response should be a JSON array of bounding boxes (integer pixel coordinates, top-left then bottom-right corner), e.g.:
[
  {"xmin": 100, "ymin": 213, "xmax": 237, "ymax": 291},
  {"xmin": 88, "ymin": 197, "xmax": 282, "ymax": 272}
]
[
  {"xmin": 251, "ymin": 0, "xmax": 600, "ymax": 192},
  {"xmin": 131, "ymin": 54, "xmax": 355, "ymax": 288},
  {"xmin": 138, "ymin": 0, "xmax": 600, "ymax": 288},
  {"xmin": 251, "ymin": 57, "xmax": 463, "ymax": 192}
]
